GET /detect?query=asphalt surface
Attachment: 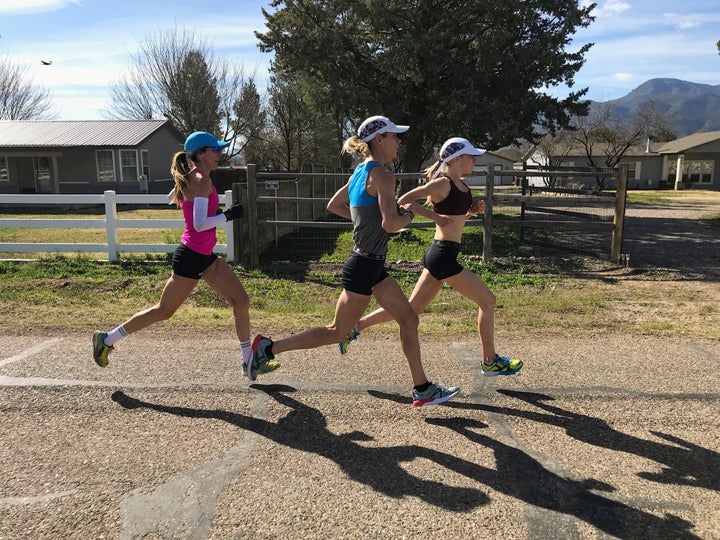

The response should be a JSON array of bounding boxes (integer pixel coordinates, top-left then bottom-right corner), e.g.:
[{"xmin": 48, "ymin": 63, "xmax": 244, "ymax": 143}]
[{"xmin": 1, "ymin": 328, "xmax": 719, "ymax": 539}]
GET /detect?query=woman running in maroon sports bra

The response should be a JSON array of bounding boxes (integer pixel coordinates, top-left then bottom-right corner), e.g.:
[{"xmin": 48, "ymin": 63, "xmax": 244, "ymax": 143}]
[{"xmin": 342, "ymin": 137, "xmax": 523, "ymax": 376}]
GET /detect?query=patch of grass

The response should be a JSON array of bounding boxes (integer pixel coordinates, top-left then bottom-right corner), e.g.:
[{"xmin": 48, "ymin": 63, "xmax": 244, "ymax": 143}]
[
  {"xmin": 0, "ymin": 254, "xmax": 717, "ymax": 339},
  {"xmin": 626, "ymin": 190, "xmax": 720, "ymax": 205},
  {"xmin": 700, "ymin": 213, "xmax": 720, "ymax": 228}
]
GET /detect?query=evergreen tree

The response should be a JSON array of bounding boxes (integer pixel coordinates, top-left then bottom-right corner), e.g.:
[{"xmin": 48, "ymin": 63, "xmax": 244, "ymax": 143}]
[{"xmin": 257, "ymin": 0, "xmax": 595, "ymax": 172}]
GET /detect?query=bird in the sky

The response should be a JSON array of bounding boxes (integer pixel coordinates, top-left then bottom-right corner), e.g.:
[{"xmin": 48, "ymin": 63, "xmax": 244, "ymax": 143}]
[{"xmin": 40, "ymin": 60, "xmax": 52, "ymax": 65}]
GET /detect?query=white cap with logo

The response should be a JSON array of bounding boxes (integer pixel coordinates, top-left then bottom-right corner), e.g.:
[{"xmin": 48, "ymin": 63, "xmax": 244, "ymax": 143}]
[{"xmin": 357, "ymin": 115, "xmax": 410, "ymax": 142}]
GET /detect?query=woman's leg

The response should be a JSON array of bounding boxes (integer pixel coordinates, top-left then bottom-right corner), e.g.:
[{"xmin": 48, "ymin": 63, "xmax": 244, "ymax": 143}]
[
  {"xmin": 271, "ymin": 289, "xmax": 372, "ymax": 354},
  {"xmin": 201, "ymin": 257, "xmax": 251, "ymax": 342},
  {"xmin": 371, "ymin": 276, "xmax": 427, "ymax": 386},
  {"xmin": 358, "ymin": 269, "xmax": 443, "ymax": 332},
  {"xmin": 120, "ymin": 273, "xmax": 198, "ymax": 334},
  {"xmin": 444, "ymin": 269, "xmax": 497, "ymax": 363}
]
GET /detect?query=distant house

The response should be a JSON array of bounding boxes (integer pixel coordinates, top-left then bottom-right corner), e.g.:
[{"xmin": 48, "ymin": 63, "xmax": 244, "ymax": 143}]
[
  {"xmin": 656, "ymin": 131, "xmax": 720, "ymax": 189},
  {"xmin": 467, "ymin": 151, "xmax": 516, "ymax": 186},
  {"xmin": 526, "ymin": 131, "xmax": 720, "ymax": 191},
  {"xmin": 0, "ymin": 120, "xmax": 185, "ymax": 195}
]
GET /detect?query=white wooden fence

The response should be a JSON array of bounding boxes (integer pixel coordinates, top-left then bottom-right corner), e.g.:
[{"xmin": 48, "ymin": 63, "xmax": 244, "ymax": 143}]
[{"xmin": 0, "ymin": 190, "xmax": 236, "ymax": 263}]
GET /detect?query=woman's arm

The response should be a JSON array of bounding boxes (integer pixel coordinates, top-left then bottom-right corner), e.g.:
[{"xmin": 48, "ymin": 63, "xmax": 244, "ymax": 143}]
[
  {"xmin": 371, "ymin": 167, "xmax": 415, "ymax": 233},
  {"xmin": 398, "ymin": 178, "xmax": 453, "ymax": 226},
  {"xmin": 186, "ymin": 174, "xmax": 225, "ymax": 232},
  {"xmin": 327, "ymin": 182, "xmax": 351, "ymax": 220}
]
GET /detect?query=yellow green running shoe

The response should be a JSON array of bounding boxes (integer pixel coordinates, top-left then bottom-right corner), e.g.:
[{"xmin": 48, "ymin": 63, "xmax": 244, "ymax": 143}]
[
  {"xmin": 482, "ymin": 354, "xmax": 523, "ymax": 376},
  {"xmin": 242, "ymin": 360, "xmax": 281, "ymax": 378},
  {"xmin": 338, "ymin": 326, "xmax": 360, "ymax": 355},
  {"xmin": 92, "ymin": 330, "xmax": 113, "ymax": 367}
]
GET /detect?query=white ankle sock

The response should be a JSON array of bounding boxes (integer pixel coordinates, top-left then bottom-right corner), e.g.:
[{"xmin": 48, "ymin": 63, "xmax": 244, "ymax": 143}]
[
  {"xmin": 105, "ymin": 325, "xmax": 128, "ymax": 347},
  {"xmin": 240, "ymin": 340, "xmax": 252, "ymax": 365}
]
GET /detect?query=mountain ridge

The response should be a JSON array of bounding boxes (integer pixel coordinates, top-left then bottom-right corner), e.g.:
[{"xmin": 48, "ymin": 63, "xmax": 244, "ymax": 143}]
[{"xmin": 590, "ymin": 78, "xmax": 720, "ymax": 137}]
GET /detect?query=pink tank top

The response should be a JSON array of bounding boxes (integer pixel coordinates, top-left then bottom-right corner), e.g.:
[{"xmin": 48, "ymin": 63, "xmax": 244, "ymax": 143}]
[{"xmin": 181, "ymin": 184, "xmax": 219, "ymax": 255}]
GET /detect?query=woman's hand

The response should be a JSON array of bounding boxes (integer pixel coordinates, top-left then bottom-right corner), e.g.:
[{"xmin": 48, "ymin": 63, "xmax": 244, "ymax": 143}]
[
  {"xmin": 469, "ymin": 198, "xmax": 485, "ymax": 216},
  {"xmin": 434, "ymin": 213, "xmax": 454, "ymax": 227}
]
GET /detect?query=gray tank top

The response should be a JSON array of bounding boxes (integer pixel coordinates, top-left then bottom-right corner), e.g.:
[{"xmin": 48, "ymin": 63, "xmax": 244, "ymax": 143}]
[{"xmin": 348, "ymin": 161, "xmax": 389, "ymax": 258}]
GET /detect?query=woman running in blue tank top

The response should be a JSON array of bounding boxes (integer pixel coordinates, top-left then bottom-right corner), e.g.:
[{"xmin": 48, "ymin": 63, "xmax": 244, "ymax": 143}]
[{"xmin": 249, "ymin": 116, "xmax": 460, "ymax": 407}]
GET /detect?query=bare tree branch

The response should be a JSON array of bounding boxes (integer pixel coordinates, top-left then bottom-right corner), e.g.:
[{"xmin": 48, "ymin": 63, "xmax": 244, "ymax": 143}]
[{"xmin": 0, "ymin": 57, "xmax": 55, "ymax": 119}]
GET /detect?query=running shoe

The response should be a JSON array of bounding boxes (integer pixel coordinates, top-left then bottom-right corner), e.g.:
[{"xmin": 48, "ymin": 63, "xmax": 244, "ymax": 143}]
[
  {"xmin": 92, "ymin": 330, "xmax": 113, "ymax": 367},
  {"xmin": 412, "ymin": 382, "xmax": 460, "ymax": 407},
  {"xmin": 482, "ymin": 354, "xmax": 523, "ymax": 376},
  {"xmin": 242, "ymin": 360, "xmax": 281, "ymax": 378},
  {"xmin": 248, "ymin": 335, "xmax": 275, "ymax": 381},
  {"xmin": 338, "ymin": 326, "xmax": 360, "ymax": 355}
]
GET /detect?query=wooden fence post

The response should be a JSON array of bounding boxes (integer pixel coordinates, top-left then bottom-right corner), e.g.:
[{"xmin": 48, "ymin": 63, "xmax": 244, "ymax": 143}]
[
  {"xmin": 225, "ymin": 189, "xmax": 237, "ymax": 264},
  {"xmin": 611, "ymin": 164, "xmax": 628, "ymax": 264},
  {"xmin": 483, "ymin": 165, "xmax": 495, "ymax": 262},
  {"xmin": 246, "ymin": 164, "xmax": 260, "ymax": 268}
]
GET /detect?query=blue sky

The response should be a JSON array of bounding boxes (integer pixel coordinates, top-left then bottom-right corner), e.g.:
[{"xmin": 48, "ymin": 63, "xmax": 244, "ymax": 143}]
[{"xmin": 1, "ymin": 0, "xmax": 719, "ymax": 120}]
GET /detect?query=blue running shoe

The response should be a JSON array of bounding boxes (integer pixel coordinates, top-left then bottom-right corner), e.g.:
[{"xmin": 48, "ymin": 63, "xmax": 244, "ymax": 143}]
[
  {"xmin": 248, "ymin": 335, "xmax": 276, "ymax": 381},
  {"xmin": 243, "ymin": 359, "xmax": 281, "ymax": 378},
  {"xmin": 412, "ymin": 382, "xmax": 460, "ymax": 407}
]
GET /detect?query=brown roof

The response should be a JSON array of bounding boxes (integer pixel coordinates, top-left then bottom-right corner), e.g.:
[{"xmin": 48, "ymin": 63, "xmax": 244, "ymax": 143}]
[
  {"xmin": 655, "ymin": 131, "xmax": 720, "ymax": 154},
  {"xmin": 549, "ymin": 142, "xmax": 655, "ymax": 157},
  {"xmin": 0, "ymin": 120, "xmax": 177, "ymax": 147}
]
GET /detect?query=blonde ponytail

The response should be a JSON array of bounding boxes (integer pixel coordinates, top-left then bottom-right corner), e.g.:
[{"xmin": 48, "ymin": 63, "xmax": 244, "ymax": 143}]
[{"xmin": 342, "ymin": 135, "xmax": 371, "ymax": 159}]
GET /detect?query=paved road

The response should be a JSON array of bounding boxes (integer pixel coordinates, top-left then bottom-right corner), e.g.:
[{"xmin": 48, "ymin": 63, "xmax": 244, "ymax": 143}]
[{"xmin": 1, "ymin": 329, "xmax": 718, "ymax": 539}]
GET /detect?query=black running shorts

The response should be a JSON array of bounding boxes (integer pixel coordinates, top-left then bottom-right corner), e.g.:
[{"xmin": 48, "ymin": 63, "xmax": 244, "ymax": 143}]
[
  {"xmin": 341, "ymin": 252, "xmax": 389, "ymax": 296},
  {"xmin": 171, "ymin": 244, "xmax": 218, "ymax": 280},
  {"xmin": 422, "ymin": 240, "xmax": 463, "ymax": 280}
]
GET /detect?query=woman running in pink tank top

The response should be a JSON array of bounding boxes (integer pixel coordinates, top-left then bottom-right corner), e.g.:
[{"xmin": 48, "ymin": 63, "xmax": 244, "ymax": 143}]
[{"xmin": 92, "ymin": 131, "xmax": 276, "ymax": 377}]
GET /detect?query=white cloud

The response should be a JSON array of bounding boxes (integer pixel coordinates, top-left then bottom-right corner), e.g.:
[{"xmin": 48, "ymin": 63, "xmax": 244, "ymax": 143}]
[
  {"xmin": 664, "ymin": 13, "xmax": 702, "ymax": 30},
  {"xmin": 584, "ymin": 0, "xmax": 630, "ymax": 18},
  {"xmin": 0, "ymin": 0, "xmax": 80, "ymax": 15},
  {"xmin": 612, "ymin": 73, "xmax": 634, "ymax": 82}
]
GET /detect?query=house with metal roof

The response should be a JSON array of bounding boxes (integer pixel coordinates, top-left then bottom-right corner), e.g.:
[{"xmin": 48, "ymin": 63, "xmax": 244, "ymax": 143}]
[
  {"xmin": 526, "ymin": 131, "xmax": 720, "ymax": 190},
  {"xmin": 0, "ymin": 120, "xmax": 185, "ymax": 194},
  {"xmin": 655, "ymin": 131, "xmax": 720, "ymax": 189}
]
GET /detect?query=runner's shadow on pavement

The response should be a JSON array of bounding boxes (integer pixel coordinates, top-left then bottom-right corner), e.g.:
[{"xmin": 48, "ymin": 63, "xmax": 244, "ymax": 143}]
[
  {"xmin": 368, "ymin": 389, "xmax": 706, "ymax": 538},
  {"xmin": 425, "ymin": 416, "xmax": 700, "ymax": 539},
  {"xmin": 492, "ymin": 389, "xmax": 720, "ymax": 493},
  {"xmin": 111, "ymin": 385, "xmax": 488, "ymax": 512},
  {"xmin": 369, "ymin": 388, "xmax": 720, "ymax": 492}
]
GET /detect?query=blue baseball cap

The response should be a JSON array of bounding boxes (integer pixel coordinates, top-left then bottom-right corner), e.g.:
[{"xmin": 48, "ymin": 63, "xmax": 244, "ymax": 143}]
[{"xmin": 184, "ymin": 131, "xmax": 230, "ymax": 155}]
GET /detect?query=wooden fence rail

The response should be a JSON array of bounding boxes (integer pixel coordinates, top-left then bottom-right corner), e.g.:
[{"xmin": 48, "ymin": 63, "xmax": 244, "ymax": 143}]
[
  {"xmin": 241, "ymin": 164, "xmax": 628, "ymax": 265},
  {"xmin": 0, "ymin": 165, "xmax": 628, "ymax": 265}
]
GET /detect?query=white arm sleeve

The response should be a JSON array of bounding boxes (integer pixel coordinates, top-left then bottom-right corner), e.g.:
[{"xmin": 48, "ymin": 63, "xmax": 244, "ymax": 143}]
[{"xmin": 192, "ymin": 197, "xmax": 227, "ymax": 232}]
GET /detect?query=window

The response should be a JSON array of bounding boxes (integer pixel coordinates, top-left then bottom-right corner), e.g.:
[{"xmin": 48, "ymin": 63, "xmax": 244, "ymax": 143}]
[
  {"xmin": 0, "ymin": 156, "xmax": 8, "ymax": 182},
  {"xmin": 96, "ymin": 150, "xmax": 115, "ymax": 183},
  {"xmin": 621, "ymin": 161, "xmax": 641, "ymax": 180},
  {"xmin": 141, "ymin": 150, "xmax": 150, "ymax": 180},
  {"xmin": 119, "ymin": 149, "xmax": 139, "ymax": 182},
  {"xmin": 667, "ymin": 159, "xmax": 713, "ymax": 184}
]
